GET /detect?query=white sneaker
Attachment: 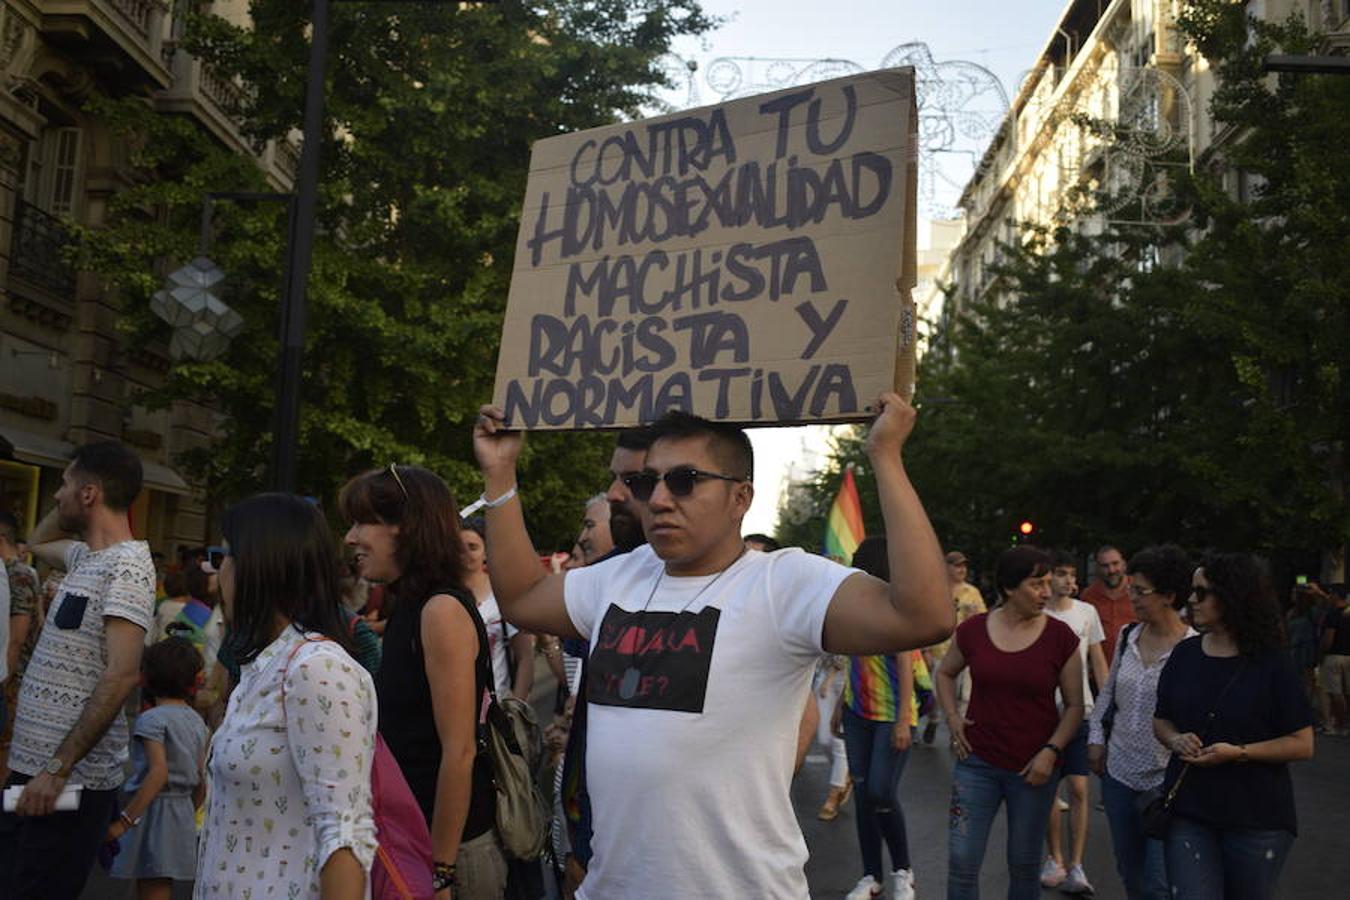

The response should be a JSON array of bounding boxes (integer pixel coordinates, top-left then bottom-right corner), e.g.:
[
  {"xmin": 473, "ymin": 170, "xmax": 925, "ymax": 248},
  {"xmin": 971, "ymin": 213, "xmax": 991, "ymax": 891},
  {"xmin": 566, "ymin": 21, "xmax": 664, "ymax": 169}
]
[
  {"xmin": 1040, "ymin": 857, "xmax": 1067, "ymax": 888},
  {"xmin": 889, "ymin": 867, "xmax": 916, "ymax": 900},
  {"xmin": 845, "ymin": 875, "xmax": 883, "ymax": 899},
  {"xmin": 1061, "ymin": 863, "xmax": 1094, "ymax": 894}
]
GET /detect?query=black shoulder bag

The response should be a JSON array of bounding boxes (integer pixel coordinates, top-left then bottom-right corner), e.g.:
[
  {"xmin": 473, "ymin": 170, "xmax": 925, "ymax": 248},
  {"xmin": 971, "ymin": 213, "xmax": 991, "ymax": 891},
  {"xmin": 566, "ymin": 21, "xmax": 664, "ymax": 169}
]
[
  {"xmin": 1137, "ymin": 659, "xmax": 1246, "ymax": 839},
  {"xmin": 1099, "ymin": 622, "xmax": 1141, "ymax": 742}
]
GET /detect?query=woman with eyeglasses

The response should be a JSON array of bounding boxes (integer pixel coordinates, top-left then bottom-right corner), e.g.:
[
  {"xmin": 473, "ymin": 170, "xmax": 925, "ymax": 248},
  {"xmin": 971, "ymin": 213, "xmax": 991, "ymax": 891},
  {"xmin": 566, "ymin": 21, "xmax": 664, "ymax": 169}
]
[
  {"xmin": 196, "ymin": 494, "xmax": 377, "ymax": 900},
  {"xmin": 341, "ymin": 466, "xmax": 503, "ymax": 899},
  {"xmin": 1085, "ymin": 545, "xmax": 1195, "ymax": 900},
  {"xmin": 1152, "ymin": 553, "xmax": 1315, "ymax": 900},
  {"xmin": 936, "ymin": 545, "xmax": 1084, "ymax": 900}
]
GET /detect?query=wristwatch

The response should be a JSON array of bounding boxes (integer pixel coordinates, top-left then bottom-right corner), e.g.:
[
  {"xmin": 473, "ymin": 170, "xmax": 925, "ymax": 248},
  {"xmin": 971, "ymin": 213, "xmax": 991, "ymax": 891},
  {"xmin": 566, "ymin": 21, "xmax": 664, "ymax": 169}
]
[{"xmin": 44, "ymin": 756, "xmax": 67, "ymax": 777}]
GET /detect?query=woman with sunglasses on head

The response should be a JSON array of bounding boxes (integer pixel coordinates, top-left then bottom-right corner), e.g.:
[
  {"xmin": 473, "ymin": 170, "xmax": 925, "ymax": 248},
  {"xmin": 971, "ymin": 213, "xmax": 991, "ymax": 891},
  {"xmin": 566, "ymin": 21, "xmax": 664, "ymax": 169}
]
[
  {"xmin": 1085, "ymin": 545, "xmax": 1195, "ymax": 900},
  {"xmin": 1152, "ymin": 553, "xmax": 1315, "ymax": 900},
  {"xmin": 196, "ymin": 494, "xmax": 377, "ymax": 900},
  {"xmin": 936, "ymin": 545, "xmax": 1084, "ymax": 900},
  {"xmin": 341, "ymin": 465, "xmax": 502, "ymax": 899}
]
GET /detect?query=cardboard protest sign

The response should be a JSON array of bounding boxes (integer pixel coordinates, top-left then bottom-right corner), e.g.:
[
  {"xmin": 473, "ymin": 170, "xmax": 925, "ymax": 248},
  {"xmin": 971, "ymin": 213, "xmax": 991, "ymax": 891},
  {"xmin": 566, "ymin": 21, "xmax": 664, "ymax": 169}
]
[{"xmin": 493, "ymin": 68, "xmax": 918, "ymax": 429}]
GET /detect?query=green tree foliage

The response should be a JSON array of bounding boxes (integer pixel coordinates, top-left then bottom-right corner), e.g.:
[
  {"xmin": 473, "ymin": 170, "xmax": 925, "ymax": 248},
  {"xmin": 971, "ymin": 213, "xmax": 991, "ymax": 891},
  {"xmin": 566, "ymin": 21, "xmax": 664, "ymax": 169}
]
[
  {"xmin": 778, "ymin": 2, "xmax": 1348, "ymax": 575},
  {"xmin": 78, "ymin": 0, "xmax": 714, "ymax": 547}
]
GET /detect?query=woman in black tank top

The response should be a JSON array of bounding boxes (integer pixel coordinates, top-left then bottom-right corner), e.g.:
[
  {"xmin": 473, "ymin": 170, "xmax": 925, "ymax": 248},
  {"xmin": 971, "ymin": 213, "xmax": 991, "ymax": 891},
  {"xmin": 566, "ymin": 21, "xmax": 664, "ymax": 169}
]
[{"xmin": 341, "ymin": 465, "xmax": 504, "ymax": 898}]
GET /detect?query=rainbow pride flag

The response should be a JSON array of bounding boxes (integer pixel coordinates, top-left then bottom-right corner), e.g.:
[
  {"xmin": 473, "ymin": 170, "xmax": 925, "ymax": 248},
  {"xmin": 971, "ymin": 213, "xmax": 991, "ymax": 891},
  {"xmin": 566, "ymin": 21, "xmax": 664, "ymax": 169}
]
[{"xmin": 824, "ymin": 467, "xmax": 865, "ymax": 563}]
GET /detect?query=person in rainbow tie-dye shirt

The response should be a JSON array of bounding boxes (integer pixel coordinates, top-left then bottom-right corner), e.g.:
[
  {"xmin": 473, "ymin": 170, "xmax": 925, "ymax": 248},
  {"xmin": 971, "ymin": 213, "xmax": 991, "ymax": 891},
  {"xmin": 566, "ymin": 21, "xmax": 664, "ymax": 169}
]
[{"xmin": 831, "ymin": 536, "xmax": 928, "ymax": 900}]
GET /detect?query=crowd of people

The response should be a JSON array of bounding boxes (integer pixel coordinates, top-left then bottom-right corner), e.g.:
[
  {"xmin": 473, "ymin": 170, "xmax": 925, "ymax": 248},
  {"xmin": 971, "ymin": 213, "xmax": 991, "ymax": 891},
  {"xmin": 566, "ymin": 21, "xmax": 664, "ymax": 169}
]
[{"xmin": 0, "ymin": 393, "xmax": 1332, "ymax": 900}]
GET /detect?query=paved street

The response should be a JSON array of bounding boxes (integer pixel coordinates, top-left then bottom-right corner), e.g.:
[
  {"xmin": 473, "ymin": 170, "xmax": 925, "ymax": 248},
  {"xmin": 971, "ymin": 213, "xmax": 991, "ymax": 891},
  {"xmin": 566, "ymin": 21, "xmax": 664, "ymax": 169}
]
[
  {"xmin": 795, "ymin": 722, "xmax": 1350, "ymax": 899},
  {"xmin": 78, "ymin": 670, "xmax": 1350, "ymax": 899}
]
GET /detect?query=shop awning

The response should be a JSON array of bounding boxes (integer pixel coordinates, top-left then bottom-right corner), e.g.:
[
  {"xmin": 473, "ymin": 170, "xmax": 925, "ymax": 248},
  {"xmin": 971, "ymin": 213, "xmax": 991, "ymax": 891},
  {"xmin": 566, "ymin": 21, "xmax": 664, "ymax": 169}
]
[
  {"xmin": 0, "ymin": 425, "xmax": 191, "ymax": 495},
  {"xmin": 141, "ymin": 460, "xmax": 191, "ymax": 495},
  {"xmin": 0, "ymin": 425, "xmax": 74, "ymax": 467}
]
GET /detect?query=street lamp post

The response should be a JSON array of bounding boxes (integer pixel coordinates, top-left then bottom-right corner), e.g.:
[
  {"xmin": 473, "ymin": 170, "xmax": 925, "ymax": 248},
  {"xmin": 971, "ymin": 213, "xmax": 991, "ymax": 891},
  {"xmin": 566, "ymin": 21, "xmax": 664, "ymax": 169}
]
[
  {"xmin": 272, "ymin": 0, "xmax": 332, "ymax": 494},
  {"xmin": 176, "ymin": 1, "xmax": 495, "ymax": 492}
]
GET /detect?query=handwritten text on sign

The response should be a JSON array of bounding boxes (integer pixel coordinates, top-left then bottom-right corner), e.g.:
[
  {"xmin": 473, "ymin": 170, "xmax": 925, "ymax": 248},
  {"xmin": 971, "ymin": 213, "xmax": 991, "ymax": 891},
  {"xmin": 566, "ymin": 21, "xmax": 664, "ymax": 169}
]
[{"xmin": 493, "ymin": 70, "xmax": 916, "ymax": 428}]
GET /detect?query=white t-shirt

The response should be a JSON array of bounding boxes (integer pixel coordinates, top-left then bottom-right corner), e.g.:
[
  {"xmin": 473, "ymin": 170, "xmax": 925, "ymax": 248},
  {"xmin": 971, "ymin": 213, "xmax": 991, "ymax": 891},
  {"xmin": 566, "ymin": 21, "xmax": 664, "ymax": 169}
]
[
  {"xmin": 476, "ymin": 593, "xmax": 520, "ymax": 697},
  {"xmin": 10, "ymin": 540, "xmax": 155, "ymax": 789},
  {"xmin": 1047, "ymin": 598, "xmax": 1106, "ymax": 713},
  {"xmin": 564, "ymin": 545, "xmax": 855, "ymax": 900}
]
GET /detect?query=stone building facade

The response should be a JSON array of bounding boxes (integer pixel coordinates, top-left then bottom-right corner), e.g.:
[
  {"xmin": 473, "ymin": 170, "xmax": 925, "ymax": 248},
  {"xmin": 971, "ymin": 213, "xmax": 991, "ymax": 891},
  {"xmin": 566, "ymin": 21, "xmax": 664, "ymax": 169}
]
[
  {"xmin": 944, "ymin": 0, "xmax": 1350, "ymax": 316},
  {"xmin": 0, "ymin": 0, "xmax": 293, "ymax": 551}
]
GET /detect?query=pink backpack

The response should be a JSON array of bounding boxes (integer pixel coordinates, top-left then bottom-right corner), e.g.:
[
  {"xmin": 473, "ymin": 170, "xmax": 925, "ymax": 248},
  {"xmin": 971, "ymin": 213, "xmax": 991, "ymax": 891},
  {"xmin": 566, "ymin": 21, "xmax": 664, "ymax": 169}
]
[{"xmin": 282, "ymin": 638, "xmax": 434, "ymax": 900}]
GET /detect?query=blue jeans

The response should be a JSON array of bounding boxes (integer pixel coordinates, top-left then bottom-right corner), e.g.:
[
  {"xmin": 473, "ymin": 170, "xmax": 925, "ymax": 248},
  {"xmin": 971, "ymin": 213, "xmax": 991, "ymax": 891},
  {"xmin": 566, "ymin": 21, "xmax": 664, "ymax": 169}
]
[
  {"xmin": 1164, "ymin": 815, "xmax": 1293, "ymax": 900},
  {"xmin": 842, "ymin": 708, "xmax": 911, "ymax": 878},
  {"xmin": 947, "ymin": 753, "xmax": 1059, "ymax": 900},
  {"xmin": 1099, "ymin": 772, "xmax": 1169, "ymax": 900}
]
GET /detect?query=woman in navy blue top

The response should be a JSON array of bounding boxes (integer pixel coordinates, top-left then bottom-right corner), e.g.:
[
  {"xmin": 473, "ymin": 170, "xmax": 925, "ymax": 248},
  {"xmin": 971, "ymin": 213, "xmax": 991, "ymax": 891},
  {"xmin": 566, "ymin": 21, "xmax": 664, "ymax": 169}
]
[{"xmin": 1152, "ymin": 553, "xmax": 1314, "ymax": 900}]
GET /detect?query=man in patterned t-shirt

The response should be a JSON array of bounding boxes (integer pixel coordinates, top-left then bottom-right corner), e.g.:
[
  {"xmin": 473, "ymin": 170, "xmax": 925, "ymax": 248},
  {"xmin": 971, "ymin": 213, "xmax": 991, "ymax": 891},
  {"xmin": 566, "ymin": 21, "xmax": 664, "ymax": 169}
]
[{"xmin": 0, "ymin": 441, "xmax": 155, "ymax": 898}]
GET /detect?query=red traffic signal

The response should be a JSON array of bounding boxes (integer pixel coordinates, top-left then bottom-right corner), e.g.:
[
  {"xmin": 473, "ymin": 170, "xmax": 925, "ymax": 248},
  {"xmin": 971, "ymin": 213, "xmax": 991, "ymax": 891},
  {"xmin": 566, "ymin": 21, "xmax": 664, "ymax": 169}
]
[{"xmin": 1018, "ymin": 520, "xmax": 1035, "ymax": 536}]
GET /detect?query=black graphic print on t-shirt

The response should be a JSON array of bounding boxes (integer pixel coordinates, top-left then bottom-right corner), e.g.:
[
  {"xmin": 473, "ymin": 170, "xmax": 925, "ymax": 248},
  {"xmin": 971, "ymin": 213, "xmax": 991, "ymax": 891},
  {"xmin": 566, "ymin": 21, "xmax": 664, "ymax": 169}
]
[{"xmin": 587, "ymin": 604, "xmax": 720, "ymax": 713}]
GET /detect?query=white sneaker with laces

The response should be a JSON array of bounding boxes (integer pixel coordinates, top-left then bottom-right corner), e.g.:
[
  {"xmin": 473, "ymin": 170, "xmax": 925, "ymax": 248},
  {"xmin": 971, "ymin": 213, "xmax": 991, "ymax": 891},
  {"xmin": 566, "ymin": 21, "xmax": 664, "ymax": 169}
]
[
  {"xmin": 889, "ymin": 867, "xmax": 916, "ymax": 900},
  {"xmin": 845, "ymin": 875, "xmax": 883, "ymax": 899},
  {"xmin": 1040, "ymin": 857, "xmax": 1067, "ymax": 888},
  {"xmin": 1062, "ymin": 863, "xmax": 1094, "ymax": 894}
]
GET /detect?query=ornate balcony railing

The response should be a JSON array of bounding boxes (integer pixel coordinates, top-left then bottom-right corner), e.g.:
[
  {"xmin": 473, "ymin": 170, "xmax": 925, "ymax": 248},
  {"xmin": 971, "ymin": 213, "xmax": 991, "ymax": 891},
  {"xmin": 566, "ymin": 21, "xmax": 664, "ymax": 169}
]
[
  {"xmin": 37, "ymin": 1, "xmax": 171, "ymax": 86},
  {"xmin": 109, "ymin": 0, "xmax": 158, "ymax": 39},
  {"xmin": 10, "ymin": 200, "xmax": 77, "ymax": 297}
]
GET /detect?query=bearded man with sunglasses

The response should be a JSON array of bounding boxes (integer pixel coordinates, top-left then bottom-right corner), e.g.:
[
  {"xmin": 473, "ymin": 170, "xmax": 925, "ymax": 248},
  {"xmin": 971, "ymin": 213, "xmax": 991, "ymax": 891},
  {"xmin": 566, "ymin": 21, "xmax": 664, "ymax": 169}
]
[{"xmin": 473, "ymin": 394, "xmax": 951, "ymax": 900}]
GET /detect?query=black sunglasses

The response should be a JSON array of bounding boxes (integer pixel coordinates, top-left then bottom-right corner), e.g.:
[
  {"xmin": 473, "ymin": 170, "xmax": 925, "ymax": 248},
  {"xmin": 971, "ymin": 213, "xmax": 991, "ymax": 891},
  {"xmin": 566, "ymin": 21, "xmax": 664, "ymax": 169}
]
[{"xmin": 622, "ymin": 467, "xmax": 746, "ymax": 502}]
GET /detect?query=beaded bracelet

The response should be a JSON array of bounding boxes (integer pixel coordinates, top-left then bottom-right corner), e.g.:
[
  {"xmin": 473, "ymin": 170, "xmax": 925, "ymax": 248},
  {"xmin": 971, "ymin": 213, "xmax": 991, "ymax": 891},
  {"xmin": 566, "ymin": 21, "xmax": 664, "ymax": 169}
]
[{"xmin": 432, "ymin": 861, "xmax": 457, "ymax": 892}]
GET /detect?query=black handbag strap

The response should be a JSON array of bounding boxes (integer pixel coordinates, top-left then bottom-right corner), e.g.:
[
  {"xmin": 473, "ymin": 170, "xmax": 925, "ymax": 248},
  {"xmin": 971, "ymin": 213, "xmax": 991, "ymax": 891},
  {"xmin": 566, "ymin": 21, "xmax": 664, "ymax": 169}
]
[
  {"xmin": 1166, "ymin": 659, "xmax": 1247, "ymax": 804},
  {"xmin": 1103, "ymin": 622, "xmax": 1140, "ymax": 723}
]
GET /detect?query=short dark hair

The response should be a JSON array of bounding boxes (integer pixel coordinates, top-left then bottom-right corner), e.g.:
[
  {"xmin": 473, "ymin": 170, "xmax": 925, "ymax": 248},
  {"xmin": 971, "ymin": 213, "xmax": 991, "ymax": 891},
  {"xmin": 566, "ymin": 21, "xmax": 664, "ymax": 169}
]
[
  {"xmin": 743, "ymin": 533, "xmax": 779, "ymax": 552},
  {"xmin": 163, "ymin": 571, "xmax": 188, "ymax": 598},
  {"xmin": 646, "ymin": 411, "xmax": 754, "ymax": 481},
  {"xmin": 1050, "ymin": 549, "xmax": 1077, "ymax": 571},
  {"xmin": 1127, "ymin": 544, "xmax": 1193, "ymax": 609},
  {"xmin": 0, "ymin": 511, "xmax": 18, "ymax": 544},
  {"xmin": 616, "ymin": 427, "xmax": 655, "ymax": 451},
  {"xmin": 142, "ymin": 636, "xmax": 203, "ymax": 702},
  {"xmin": 1094, "ymin": 544, "xmax": 1123, "ymax": 561},
  {"xmin": 221, "ymin": 493, "xmax": 353, "ymax": 665},
  {"xmin": 339, "ymin": 465, "xmax": 467, "ymax": 616},
  {"xmin": 995, "ymin": 545, "xmax": 1052, "ymax": 600},
  {"xmin": 462, "ymin": 516, "xmax": 486, "ymax": 540},
  {"xmin": 70, "ymin": 440, "xmax": 142, "ymax": 511},
  {"xmin": 851, "ymin": 535, "xmax": 889, "ymax": 580},
  {"xmin": 184, "ymin": 566, "xmax": 211, "ymax": 603}
]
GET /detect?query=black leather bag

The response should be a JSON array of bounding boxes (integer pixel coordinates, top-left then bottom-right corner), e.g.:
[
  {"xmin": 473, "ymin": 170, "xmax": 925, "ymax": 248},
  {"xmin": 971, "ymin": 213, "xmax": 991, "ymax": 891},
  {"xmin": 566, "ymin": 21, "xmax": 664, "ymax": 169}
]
[
  {"xmin": 1135, "ymin": 778, "xmax": 1182, "ymax": 839},
  {"xmin": 1139, "ymin": 661, "xmax": 1246, "ymax": 839}
]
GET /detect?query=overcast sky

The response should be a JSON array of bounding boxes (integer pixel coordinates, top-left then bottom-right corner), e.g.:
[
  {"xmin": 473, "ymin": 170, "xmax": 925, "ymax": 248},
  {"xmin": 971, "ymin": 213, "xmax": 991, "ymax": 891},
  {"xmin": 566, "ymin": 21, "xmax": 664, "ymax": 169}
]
[{"xmin": 669, "ymin": 0, "xmax": 1066, "ymax": 101}]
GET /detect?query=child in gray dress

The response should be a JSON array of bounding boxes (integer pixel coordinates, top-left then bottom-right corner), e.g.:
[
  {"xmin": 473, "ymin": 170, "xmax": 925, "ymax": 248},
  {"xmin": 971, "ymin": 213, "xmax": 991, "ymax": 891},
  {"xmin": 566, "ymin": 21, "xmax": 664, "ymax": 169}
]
[{"xmin": 106, "ymin": 637, "xmax": 209, "ymax": 899}]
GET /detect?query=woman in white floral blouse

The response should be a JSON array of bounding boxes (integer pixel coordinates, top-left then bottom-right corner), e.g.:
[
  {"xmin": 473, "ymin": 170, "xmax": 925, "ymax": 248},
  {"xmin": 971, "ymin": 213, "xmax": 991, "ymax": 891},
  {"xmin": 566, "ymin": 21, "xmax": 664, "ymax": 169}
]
[{"xmin": 195, "ymin": 494, "xmax": 378, "ymax": 900}]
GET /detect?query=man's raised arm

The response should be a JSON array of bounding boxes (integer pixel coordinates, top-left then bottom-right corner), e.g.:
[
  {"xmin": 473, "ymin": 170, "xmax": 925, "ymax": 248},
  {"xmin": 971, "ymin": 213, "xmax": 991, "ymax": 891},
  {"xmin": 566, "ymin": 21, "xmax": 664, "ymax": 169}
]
[
  {"xmin": 27, "ymin": 506, "xmax": 74, "ymax": 571},
  {"xmin": 821, "ymin": 392, "xmax": 952, "ymax": 656},
  {"xmin": 473, "ymin": 406, "xmax": 580, "ymax": 639}
]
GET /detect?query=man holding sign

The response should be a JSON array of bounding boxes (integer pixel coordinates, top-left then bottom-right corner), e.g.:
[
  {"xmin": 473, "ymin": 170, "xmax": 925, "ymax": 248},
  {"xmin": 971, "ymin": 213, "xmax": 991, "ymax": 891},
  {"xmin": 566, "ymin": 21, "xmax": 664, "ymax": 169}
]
[{"xmin": 472, "ymin": 393, "xmax": 949, "ymax": 899}]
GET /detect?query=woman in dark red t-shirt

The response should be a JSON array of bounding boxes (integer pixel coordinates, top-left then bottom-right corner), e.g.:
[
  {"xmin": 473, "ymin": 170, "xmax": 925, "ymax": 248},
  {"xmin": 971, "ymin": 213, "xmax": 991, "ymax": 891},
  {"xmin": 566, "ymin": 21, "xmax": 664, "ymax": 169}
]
[{"xmin": 935, "ymin": 545, "xmax": 1084, "ymax": 900}]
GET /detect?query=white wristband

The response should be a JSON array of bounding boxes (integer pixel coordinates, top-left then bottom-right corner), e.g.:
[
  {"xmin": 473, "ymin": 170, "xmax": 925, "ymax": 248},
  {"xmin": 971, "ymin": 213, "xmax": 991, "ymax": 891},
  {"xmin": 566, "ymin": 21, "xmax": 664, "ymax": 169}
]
[{"xmin": 460, "ymin": 485, "xmax": 518, "ymax": 519}]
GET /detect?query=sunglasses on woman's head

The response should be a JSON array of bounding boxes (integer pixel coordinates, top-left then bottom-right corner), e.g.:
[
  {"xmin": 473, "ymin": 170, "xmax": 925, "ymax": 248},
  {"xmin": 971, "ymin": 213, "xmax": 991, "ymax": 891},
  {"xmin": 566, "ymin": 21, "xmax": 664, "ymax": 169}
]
[
  {"xmin": 621, "ymin": 467, "xmax": 746, "ymax": 503},
  {"xmin": 387, "ymin": 463, "xmax": 409, "ymax": 499}
]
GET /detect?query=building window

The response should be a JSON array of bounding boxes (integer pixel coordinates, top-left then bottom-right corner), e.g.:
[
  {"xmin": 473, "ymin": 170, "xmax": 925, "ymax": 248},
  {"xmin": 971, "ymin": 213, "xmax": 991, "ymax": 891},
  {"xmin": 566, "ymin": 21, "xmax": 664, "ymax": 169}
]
[{"xmin": 23, "ymin": 127, "xmax": 83, "ymax": 217}]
